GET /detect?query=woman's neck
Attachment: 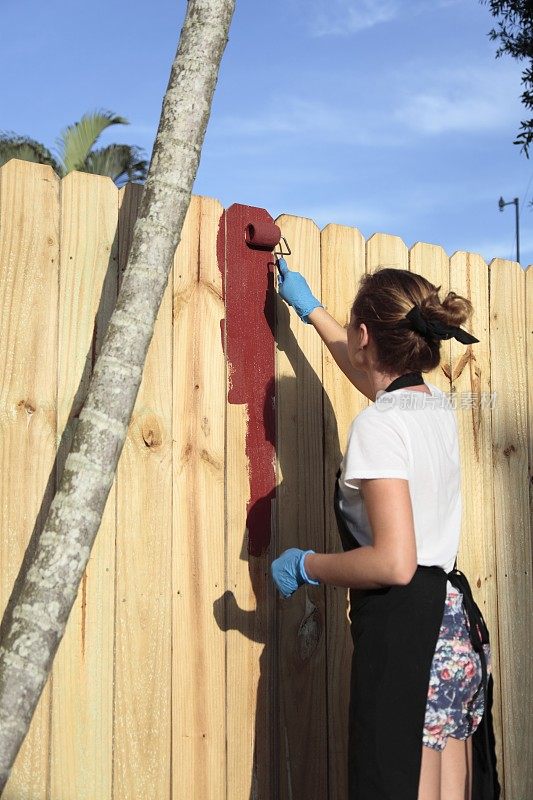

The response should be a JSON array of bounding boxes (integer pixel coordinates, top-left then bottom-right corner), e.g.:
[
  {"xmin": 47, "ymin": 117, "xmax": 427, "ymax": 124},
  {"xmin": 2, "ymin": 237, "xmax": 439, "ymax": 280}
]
[{"xmin": 369, "ymin": 369, "xmax": 430, "ymax": 396}]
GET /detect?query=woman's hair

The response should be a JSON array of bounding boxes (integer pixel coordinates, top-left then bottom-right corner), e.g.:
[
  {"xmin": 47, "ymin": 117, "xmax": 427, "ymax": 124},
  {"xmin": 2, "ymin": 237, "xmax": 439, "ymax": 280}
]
[{"xmin": 350, "ymin": 267, "xmax": 475, "ymax": 374}]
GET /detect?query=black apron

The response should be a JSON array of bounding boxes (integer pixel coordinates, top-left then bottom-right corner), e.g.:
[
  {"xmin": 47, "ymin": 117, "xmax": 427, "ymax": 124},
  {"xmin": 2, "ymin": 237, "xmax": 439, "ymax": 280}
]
[{"xmin": 334, "ymin": 372, "xmax": 501, "ymax": 799}]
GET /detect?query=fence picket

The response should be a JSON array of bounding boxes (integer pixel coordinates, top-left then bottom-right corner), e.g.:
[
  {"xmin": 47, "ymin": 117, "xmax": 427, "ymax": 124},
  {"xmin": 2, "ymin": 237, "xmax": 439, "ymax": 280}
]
[
  {"xmin": 172, "ymin": 197, "xmax": 227, "ymax": 799},
  {"xmin": 49, "ymin": 172, "xmax": 118, "ymax": 799},
  {"xmin": 489, "ymin": 258, "xmax": 531, "ymax": 799},
  {"xmin": 450, "ymin": 251, "xmax": 503, "ymax": 780},
  {"xmin": 113, "ymin": 182, "xmax": 174, "ymax": 797},
  {"xmin": 366, "ymin": 232, "xmax": 408, "ymax": 271},
  {"xmin": 320, "ymin": 223, "xmax": 367, "ymax": 800},
  {"xmin": 274, "ymin": 213, "xmax": 328, "ymax": 799},
  {"xmin": 0, "ymin": 160, "xmax": 60, "ymax": 799}
]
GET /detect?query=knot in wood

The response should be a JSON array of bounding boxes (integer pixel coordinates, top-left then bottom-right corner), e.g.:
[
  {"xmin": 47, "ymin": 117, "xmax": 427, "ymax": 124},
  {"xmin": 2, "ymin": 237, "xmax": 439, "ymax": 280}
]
[
  {"xmin": 297, "ymin": 599, "xmax": 321, "ymax": 662},
  {"xmin": 17, "ymin": 399, "xmax": 35, "ymax": 414},
  {"xmin": 141, "ymin": 413, "xmax": 163, "ymax": 448}
]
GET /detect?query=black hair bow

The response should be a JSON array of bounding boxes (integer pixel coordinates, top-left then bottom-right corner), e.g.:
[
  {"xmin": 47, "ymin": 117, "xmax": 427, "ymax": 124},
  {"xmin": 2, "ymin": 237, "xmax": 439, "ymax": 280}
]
[{"xmin": 404, "ymin": 305, "xmax": 479, "ymax": 344}]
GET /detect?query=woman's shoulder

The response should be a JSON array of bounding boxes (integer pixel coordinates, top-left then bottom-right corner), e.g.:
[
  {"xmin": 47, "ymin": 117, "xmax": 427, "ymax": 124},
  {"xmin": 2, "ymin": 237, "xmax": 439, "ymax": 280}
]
[
  {"xmin": 425, "ymin": 381, "xmax": 446, "ymax": 397},
  {"xmin": 348, "ymin": 399, "xmax": 405, "ymax": 433},
  {"xmin": 349, "ymin": 381, "xmax": 453, "ymax": 425},
  {"xmin": 425, "ymin": 381, "xmax": 456, "ymax": 411}
]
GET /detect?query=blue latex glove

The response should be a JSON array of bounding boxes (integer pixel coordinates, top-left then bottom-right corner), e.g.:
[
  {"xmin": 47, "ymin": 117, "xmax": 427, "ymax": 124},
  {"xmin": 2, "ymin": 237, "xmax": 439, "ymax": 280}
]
[
  {"xmin": 271, "ymin": 547, "xmax": 320, "ymax": 598},
  {"xmin": 277, "ymin": 258, "xmax": 323, "ymax": 324}
]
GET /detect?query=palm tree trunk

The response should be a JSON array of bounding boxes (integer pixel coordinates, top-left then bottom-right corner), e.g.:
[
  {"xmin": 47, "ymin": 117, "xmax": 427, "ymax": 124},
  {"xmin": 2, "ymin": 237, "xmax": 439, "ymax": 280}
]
[{"xmin": 0, "ymin": 0, "xmax": 236, "ymax": 790}]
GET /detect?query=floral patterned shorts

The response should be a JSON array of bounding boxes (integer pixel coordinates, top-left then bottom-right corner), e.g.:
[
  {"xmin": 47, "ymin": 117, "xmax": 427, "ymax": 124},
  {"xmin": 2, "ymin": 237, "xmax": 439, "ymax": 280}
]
[{"xmin": 422, "ymin": 581, "xmax": 492, "ymax": 751}]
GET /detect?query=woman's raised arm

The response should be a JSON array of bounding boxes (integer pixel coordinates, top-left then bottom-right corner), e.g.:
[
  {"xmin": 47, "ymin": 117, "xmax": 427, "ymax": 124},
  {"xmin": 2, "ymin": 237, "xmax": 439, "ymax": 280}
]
[
  {"xmin": 307, "ymin": 306, "xmax": 375, "ymax": 400},
  {"xmin": 275, "ymin": 258, "xmax": 374, "ymax": 400}
]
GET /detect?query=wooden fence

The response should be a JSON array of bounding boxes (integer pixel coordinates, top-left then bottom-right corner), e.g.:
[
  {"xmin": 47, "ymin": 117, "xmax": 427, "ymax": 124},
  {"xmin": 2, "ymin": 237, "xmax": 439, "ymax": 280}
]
[{"xmin": 0, "ymin": 159, "xmax": 531, "ymax": 799}]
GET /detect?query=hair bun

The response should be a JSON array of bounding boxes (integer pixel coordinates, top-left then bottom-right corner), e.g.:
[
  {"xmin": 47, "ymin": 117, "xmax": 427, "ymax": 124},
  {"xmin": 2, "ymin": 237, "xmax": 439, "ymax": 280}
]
[{"xmin": 439, "ymin": 291, "xmax": 474, "ymax": 328}]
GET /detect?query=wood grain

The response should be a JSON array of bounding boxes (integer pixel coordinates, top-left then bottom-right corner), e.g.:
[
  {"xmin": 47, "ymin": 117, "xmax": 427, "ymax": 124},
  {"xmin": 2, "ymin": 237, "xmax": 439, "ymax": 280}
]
[
  {"xmin": 320, "ymin": 223, "xmax": 367, "ymax": 800},
  {"xmin": 0, "ymin": 162, "xmax": 531, "ymax": 798},
  {"xmin": 489, "ymin": 258, "xmax": 531, "ymax": 799},
  {"xmin": 50, "ymin": 171, "xmax": 118, "ymax": 799},
  {"xmin": 0, "ymin": 160, "xmax": 59, "ymax": 800},
  {"xmin": 113, "ymin": 181, "xmax": 173, "ymax": 798},
  {"xmin": 274, "ymin": 213, "xmax": 327, "ymax": 800},
  {"xmin": 450, "ymin": 252, "xmax": 503, "ymax": 781},
  {"xmin": 366, "ymin": 232, "xmax": 408, "ymax": 272},
  {"xmin": 172, "ymin": 197, "xmax": 226, "ymax": 799}
]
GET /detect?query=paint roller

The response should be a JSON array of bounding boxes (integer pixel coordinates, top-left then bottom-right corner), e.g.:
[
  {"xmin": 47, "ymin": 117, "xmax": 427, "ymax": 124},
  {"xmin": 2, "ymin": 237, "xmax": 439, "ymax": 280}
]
[{"xmin": 244, "ymin": 222, "xmax": 291, "ymax": 260}]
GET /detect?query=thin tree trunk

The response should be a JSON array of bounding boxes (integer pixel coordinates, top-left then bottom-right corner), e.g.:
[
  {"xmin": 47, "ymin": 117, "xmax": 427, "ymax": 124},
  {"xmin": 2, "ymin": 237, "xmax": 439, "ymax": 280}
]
[{"xmin": 0, "ymin": 0, "xmax": 236, "ymax": 790}]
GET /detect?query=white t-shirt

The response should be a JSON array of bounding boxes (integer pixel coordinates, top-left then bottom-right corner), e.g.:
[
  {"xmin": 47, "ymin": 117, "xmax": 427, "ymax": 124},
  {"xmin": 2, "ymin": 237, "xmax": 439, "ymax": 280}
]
[{"xmin": 337, "ymin": 381, "xmax": 461, "ymax": 575}]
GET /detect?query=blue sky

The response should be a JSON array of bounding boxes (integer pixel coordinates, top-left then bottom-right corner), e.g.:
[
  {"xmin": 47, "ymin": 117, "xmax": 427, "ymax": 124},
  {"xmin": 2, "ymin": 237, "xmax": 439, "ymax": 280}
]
[{"xmin": 2, "ymin": 0, "xmax": 531, "ymax": 265}]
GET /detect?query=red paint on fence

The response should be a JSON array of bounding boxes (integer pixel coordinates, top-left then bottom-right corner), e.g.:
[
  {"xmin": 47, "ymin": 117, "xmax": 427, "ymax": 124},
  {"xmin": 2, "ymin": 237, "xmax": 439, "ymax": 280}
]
[{"xmin": 217, "ymin": 204, "xmax": 277, "ymax": 556}]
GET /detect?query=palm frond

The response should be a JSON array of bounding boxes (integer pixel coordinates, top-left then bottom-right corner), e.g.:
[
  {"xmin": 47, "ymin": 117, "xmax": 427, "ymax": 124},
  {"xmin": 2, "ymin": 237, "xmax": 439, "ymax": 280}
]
[
  {"xmin": 83, "ymin": 144, "xmax": 148, "ymax": 186},
  {"xmin": 56, "ymin": 110, "xmax": 129, "ymax": 174},
  {"xmin": 0, "ymin": 132, "xmax": 62, "ymax": 172}
]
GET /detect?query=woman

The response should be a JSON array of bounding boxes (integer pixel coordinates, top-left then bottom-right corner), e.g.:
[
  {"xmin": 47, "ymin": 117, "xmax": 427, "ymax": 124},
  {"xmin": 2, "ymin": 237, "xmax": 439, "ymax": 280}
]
[{"xmin": 270, "ymin": 259, "xmax": 499, "ymax": 800}]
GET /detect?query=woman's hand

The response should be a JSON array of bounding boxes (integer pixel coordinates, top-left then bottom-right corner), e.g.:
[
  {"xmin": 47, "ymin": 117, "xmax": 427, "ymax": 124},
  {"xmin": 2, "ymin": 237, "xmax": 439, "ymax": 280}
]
[
  {"xmin": 276, "ymin": 258, "xmax": 323, "ymax": 323},
  {"xmin": 271, "ymin": 547, "xmax": 320, "ymax": 598}
]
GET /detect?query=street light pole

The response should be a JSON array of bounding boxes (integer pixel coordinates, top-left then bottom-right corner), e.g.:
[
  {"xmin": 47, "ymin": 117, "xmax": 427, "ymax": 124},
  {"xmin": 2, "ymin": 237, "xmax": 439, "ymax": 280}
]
[{"xmin": 498, "ymin": 196, "xmax": 520, "ymax": 264}]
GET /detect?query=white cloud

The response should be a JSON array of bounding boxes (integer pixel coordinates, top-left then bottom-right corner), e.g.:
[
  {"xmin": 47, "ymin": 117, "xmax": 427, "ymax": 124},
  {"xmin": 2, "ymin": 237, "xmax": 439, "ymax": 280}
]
[
  {"xmin": 213, "ymin": 97, "xmax": 399, "ymax": 147},
  {"xmin": 299, "ymin": 183, "xmax": 468, "ymax": 231},
  {"xmin": 393, "ymin": 63, "xmax": 522, "ymax": 135},
  {"xmin": 303, "ymin": 0, "xmax": 464, "ymax": 37},
  {"xmin": 308, "ymin": 0, "xmax": 400, "ymax": 37},
  {"xmin": 216, "ymin": 98, "xmax": 335, "ymax": 137},
  {"xmin": 212, "ymin": 57, "xmax": 522, "ymax": 153}
]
